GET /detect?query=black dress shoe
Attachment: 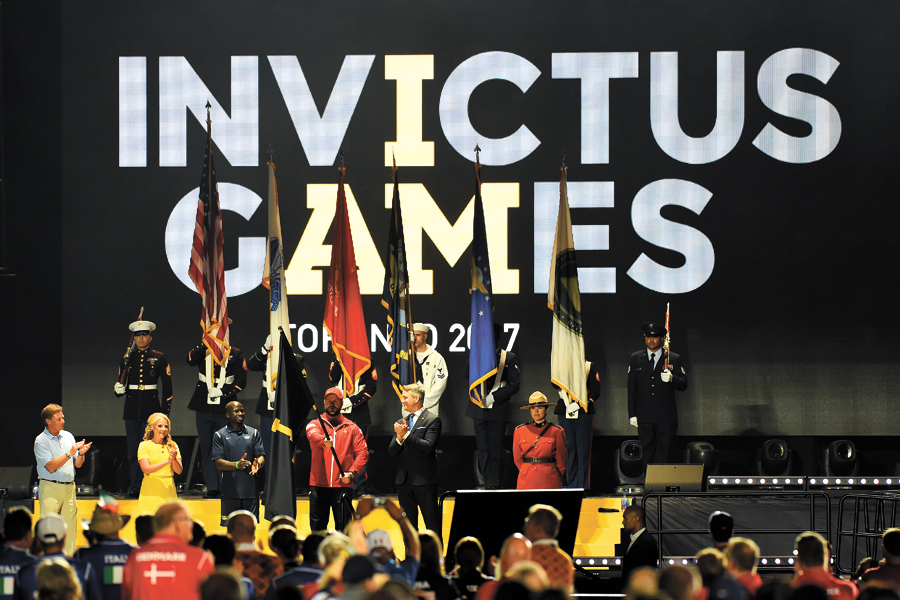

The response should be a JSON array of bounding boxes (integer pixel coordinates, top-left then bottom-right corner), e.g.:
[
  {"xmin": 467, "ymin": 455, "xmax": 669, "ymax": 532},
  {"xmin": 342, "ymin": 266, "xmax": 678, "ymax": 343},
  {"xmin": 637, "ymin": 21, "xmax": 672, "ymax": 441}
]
[
  {"xmin": 127, "ymin": 491, "xmax": 139, "ymax": 499},
  {"xmin": 203, "ymin": 490, "xmax": 221, "ymax": 499}
]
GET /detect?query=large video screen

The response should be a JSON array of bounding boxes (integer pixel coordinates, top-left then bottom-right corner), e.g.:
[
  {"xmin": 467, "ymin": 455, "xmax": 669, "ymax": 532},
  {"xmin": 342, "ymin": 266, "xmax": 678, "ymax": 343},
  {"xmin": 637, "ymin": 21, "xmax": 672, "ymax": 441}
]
[{"xmin": 61, "ymin": 1, "xmax": 899, "ymax": 437}]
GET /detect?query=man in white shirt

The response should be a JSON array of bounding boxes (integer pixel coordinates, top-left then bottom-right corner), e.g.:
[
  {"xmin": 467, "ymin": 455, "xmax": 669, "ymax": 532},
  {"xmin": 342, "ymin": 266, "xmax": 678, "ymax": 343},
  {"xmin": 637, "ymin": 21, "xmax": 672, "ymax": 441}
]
[
  {"xmin": 410, "ymin": 323, "xmax": 448, "ymax": 417},
  {"xmin": 33, "ymin": 404, "xmax": 92, "ymax": 555}
]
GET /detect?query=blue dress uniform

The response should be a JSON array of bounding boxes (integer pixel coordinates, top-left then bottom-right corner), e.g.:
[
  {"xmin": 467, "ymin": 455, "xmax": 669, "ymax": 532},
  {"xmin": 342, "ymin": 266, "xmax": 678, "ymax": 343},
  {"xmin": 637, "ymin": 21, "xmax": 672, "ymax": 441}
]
[
  {"xmin": 627, "ymin": 325, "xmax": 688, "ymax": 469},
  {"xmin": 246, "ymin": 344, "xmax": 307, "ymax": 459},
  {"xmin": 0, "ymin": 545, "xmax": 37, "ymax": 600},
  {"xmin": 553, "ymin": 361, "xmax": 601, "ymax": 490},
  {"xmin": 115, "ymin": 321, "xmax": 173, "ymax": 496},
  {"xmin": 211, "ymin": 422, "xmax": 264, "ymax": 523},
  {"xmin": 15, "ymin": 552, "xmax": 102, "ymax": 600},
  {"xmin": 465, "ymin": 349, "xmax": 520, "ymax": 489},
  {"xmin": 186, "ymin": 345, "xmax": 247, "ymax": 496},
  {"xmin": 74, "ymin": 539, "xmax": 136, "ymax": 600}
]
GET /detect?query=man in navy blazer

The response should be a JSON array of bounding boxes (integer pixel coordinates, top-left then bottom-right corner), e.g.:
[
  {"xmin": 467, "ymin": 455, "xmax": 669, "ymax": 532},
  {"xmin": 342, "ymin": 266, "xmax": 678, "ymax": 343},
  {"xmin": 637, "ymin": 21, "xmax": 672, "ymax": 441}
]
[
  {"xmin": 627, "ymin": 322, "xmax": 688, "ymax": 471},
  {"xmin": 388, "ymin": 382, "xmax": 442, "ymax": 534}
]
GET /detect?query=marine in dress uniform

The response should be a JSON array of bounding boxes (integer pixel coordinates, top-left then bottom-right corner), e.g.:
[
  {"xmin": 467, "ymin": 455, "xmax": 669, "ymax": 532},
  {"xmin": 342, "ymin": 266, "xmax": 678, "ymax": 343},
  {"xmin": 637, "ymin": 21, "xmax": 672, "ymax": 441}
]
[
  {"xmin": 465, "ymin": 342, "xmax": 520, "ymax": 489},
  {"xmin": 113, "ymin": 320, "xmax": 173, "ymax": 497},
  {"xmin": 627, "ymin": 322, "xmax": 688, "ymax": 471},
  {"xmin": 186, "ymin": 342, "xmax": 247, "ymax": 498},
  {"xmin": 553, "ymin": 361, "xmax": 601, "ymax": 490},
  {"xmin": 514, "ymin": 392, "xmax": 568, "ymax": 490}
]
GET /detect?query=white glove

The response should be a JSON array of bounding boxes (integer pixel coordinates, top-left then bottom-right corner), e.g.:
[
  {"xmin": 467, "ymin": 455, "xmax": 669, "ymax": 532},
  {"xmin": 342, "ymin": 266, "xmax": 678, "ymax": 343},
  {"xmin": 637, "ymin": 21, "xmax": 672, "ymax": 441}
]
[
  {"xmin": 114, "ymin": 382, "xmax": 126, "ymax": 395},
  {"xmin": 483, "ymin": 392, "xmax": 495, "ymax": 409},
  {"xmin": 629, "ymin": 417, "xmax": 638, "ymax": 427},
  {"xmin": 261, "ymin": 335, "xmax": 272, "ymax": 355},
  {"xmin": 660, "ymin": 369, "xmax": 672, "ymax": 383},
  {"xmin": 565, "ymin": 402, "xmax": 580, "ymax": 419},
  {"xmin": 341, "ymin": 398, "xmax": 353, "ymax": 413},
  {"xmin": 208, "ymin": 388, "xmax": 224, "ymax": 398},
  {"xmin": 558, "ymin": 390, "xmax": 568, "ymax": 401}
]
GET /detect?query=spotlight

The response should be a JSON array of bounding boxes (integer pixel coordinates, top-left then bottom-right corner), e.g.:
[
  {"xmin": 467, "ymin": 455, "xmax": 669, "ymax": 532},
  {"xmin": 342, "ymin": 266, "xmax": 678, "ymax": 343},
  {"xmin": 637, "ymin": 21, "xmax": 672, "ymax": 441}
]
[
  {"xmin": 685, "ymin": 441, "xmax": 719, "ymax": 477},
  {"xmin": 615, "ymin": 440, "xmax": 644, "ymax": 488},
  {"xmin": 823, "ymin": 440, "xmax": 859, "ymax": 477},
  {"xmin": 755, "ymin": 439, "xmax": 793, "ymax": 476}
]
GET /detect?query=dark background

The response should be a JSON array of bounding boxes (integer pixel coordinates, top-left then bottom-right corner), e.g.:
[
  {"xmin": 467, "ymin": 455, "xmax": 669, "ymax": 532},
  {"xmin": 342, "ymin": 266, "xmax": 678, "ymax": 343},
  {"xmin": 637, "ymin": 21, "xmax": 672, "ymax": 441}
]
[{"xmin": 3, "ymin": 2, "xmax": 899, "ymax": 480}]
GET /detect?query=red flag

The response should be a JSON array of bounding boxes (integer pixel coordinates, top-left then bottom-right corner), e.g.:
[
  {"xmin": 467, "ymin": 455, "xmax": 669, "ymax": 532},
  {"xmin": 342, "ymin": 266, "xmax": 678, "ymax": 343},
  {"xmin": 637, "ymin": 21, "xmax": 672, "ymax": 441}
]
[
  {"xmin": 324, "ymin": 166, "xmax": 371, "ymax": 393},
  {"xmin": 188, "ymin": 104, "xmax": 231, "ymax": 365}
]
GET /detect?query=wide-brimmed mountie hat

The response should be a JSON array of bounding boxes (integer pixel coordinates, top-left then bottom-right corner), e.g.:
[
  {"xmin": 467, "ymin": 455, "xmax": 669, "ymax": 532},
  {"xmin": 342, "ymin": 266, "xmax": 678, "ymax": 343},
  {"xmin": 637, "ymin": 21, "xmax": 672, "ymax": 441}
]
[
  {"xmin": 520, "ymin": 391, "xmax": 553, "ymax": 410},
  {"xmin": 129, "ymin": 320, "xmax": 157, "ymax": 334},
  {"xmin": 641, "ymin": 322, "xmax": 667, "ymax": 337}
]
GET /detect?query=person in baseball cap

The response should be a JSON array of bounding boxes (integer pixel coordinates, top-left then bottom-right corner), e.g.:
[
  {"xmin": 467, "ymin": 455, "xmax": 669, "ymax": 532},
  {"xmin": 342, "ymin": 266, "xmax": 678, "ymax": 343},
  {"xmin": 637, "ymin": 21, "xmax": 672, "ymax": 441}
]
[{"xmin": 304, "ymin": 387, "xmax": 368, "ymax": 532}]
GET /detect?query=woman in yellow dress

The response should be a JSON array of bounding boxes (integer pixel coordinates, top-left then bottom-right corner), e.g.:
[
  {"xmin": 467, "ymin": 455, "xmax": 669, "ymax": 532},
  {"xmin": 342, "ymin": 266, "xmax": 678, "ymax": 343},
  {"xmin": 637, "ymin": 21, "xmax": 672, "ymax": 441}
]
[{"xmin": 136, "ymin": 413, "xmax": 182, "ymax": 515}]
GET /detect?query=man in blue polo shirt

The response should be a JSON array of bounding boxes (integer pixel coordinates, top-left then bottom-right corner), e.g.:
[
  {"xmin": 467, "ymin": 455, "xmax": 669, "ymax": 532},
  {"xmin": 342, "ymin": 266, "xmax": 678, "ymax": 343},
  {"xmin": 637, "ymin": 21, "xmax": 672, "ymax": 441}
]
[
  {"xmin": 33, "ymin": 404, "xmax": 92, "ymax": 556},
  {"xmin": 0, "ymin": 508, "xmax": 37, "ymax": 599},
  {"xmin": 212, "ymin": 401, "xmax": 265, "ymax": 525}
]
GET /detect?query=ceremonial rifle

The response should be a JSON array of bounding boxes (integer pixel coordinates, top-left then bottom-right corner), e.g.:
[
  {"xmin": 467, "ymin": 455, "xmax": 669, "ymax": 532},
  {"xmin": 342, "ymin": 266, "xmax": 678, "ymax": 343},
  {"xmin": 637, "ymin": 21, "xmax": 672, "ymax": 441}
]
[{"xmin": 118, "ymin": 306, "xmax": 144, "ymax": 385}]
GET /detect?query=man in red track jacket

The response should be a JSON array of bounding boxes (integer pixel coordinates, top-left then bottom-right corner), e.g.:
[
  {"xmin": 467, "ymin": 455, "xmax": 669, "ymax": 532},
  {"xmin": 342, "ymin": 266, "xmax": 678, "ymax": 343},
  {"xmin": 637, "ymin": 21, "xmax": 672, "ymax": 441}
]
[{"xmin": 305, "ymin": 387, "xmax": 369, "ymax": 532}]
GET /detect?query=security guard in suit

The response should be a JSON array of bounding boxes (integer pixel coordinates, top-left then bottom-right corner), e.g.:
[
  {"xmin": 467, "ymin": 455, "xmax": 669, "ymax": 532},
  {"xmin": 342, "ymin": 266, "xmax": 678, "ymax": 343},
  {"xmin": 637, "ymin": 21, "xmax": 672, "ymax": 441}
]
[
  {"xmin": 627, "ymin": 322, "xmax": 688, "ymax": 471},
  {"xmin": 114, "ymin": 319, "xmax": 173, "ymax": 497}
]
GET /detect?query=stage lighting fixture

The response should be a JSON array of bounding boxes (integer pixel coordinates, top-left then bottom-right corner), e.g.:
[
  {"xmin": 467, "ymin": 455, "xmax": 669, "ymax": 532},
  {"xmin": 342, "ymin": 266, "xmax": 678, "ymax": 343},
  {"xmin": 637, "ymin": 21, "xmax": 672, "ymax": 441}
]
[
  {"xmin": 685, "ymin": 441, "xmax": 719, "ymax": 476},
  {"xmin": 755, "ymin": 439, "xmax": 793, "ymax": 476},
  {"xmin": 615, "ymin": 440, "xmax": 644, "ymax": 488},
  {"xmin": 707, "ymin": 476, "xmax": 806, "ymax": 491},
  {"xmin": 823, "ymin": 439, "xmax": 859, "ymax": 477},
  {"xmin": 807, "ymin": 476, "xmax": 900, "ymax": 490}
]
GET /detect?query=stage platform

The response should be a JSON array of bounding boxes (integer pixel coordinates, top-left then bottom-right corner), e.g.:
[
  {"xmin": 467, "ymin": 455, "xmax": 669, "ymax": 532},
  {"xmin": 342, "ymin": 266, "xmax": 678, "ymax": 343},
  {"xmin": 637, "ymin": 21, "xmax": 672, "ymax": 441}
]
[{"xmin": 32, "ymin": 494, "xmax": 625, "ymax": 558}]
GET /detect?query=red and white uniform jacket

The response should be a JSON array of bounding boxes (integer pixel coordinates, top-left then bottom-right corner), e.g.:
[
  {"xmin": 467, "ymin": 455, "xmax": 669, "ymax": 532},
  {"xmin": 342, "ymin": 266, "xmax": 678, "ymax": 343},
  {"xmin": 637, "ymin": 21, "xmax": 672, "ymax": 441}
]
[{"xmin": 305, "ymin": 415, "xmax": 368, "ymax": 488}]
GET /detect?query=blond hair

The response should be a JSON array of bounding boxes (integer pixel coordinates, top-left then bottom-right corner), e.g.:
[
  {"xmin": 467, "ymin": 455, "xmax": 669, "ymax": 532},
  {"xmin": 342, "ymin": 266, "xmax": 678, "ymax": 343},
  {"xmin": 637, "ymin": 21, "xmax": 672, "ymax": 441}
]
[
  {"xmin": 143, "ymin": 413, "xmax": 176, "ymax": 450},
  {"xmin": 37, "ymin": 558, "xmax": 83, "ymax": 600}
]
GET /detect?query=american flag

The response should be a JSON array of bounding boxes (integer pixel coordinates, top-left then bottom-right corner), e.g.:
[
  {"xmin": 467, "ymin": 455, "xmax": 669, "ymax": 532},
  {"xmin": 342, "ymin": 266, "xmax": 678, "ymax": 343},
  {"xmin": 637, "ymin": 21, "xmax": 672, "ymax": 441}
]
[{"xmin": 188, "ymin": 103, "xmax": 231, "ymax": 365}]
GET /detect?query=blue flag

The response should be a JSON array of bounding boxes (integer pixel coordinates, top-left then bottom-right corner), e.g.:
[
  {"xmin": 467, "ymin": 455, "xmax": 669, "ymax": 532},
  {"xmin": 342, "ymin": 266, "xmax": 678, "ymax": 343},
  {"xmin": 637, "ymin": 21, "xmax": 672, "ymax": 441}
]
[
  {"xmin": 381, "ymin": 161, "xmax": 417, "ymax": 399},
  {"xmin": 468, "ymin": 162, "xmax": 498, "ymax": 406}
]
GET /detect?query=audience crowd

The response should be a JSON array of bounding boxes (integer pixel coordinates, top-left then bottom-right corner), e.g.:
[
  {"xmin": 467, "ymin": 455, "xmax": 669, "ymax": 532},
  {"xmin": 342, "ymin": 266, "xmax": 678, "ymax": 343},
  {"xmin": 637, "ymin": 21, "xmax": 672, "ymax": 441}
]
[{"xmin": 3, "ymin": 497, "xmax": 899, "ymax": 600}]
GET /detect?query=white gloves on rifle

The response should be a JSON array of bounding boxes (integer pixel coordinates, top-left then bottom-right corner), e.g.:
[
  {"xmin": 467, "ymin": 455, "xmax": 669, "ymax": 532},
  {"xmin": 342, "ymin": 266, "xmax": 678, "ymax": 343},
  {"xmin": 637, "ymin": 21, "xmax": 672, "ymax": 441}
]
[
  {"xmin": 114, "ymin": 382, "xmax": 126, "ymax": 395},
  {"xmin": 661, "ymin": 369, "xmax": 672, "ymax": 383},
  {"xmin": 629, "ymin": 417, "xmax": 638, "ymax": 427}
]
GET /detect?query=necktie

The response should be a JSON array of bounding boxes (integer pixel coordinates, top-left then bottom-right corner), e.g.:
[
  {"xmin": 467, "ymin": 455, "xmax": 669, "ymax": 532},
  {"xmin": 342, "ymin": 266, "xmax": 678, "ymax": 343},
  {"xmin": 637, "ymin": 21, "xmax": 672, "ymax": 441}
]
[
  {"xmin": 650, "ymin": 353, "xmax": 656, "ymax": 370},
  {"xmin": 408, "ymin": 414, "xmax": 415, "ymax": 431}
]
